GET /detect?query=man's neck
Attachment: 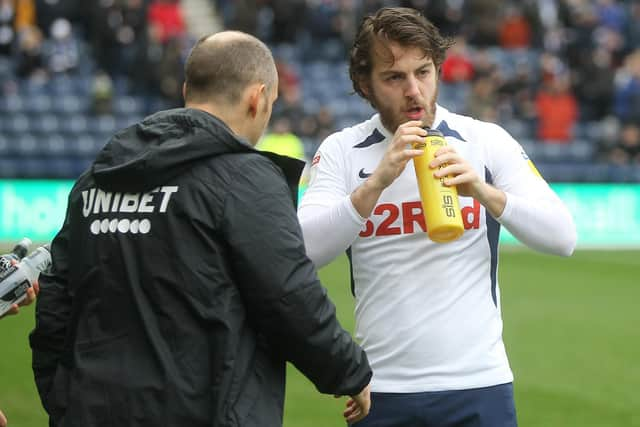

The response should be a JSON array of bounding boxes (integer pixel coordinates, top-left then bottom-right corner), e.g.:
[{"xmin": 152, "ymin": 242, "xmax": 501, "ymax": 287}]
[{"xmin": 185, "ymin": 102, "xmax": 247, "ymax": 141}]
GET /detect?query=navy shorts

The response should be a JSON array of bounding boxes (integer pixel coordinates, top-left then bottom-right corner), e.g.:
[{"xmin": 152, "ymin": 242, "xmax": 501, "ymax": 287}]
[{"xmin": 352, "ymin": 383, "xmax": 517, "ymax": 427}]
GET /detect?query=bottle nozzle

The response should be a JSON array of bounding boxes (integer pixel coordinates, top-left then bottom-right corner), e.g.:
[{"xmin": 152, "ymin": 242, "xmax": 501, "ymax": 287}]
[{"xmin": 11, "ymin": 238, "xmax": 32, "ymax": 260}]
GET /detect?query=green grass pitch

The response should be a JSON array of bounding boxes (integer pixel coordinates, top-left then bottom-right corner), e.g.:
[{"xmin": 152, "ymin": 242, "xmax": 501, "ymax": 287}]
[{"xmin": 1, "ymin": 249, "xmax": 638, "ymax": 426}]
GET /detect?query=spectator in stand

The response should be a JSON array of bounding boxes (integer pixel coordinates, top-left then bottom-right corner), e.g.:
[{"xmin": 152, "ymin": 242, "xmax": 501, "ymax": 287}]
[
  {"xmin": 594, "ymin": 115, "xmax": 623, "ymax": 160},
  {"xmin": 0, "ymin": 0, "xmax": 37, "ymax": 58},
  {"xmin": 499, "ymin": 3, "xmax": 532, "ymax": 49},
  {"xmin": 86, "ymin": 0, "xmax": 121, "ymax": 75},
  {"xmin": 467, "ymin": 75, "xmax": 499, "ymax": 122},
  {"xmin": 90, "ymin": 70, "xmax": 114, "ymax": 115},
  {"xmin": 334, "ymin": 0, "xmax": 359, "ymax": 51},
  {"xmin": 13, "ymin": 0, "xmax": 36, "ymax": 28},
  {"xmin": 296, "ymin": 106, "xmax": 336, "ymax": 157},
  {"xmin": 275, "ymin": 58, "xmax": 300, "ymax": 96},
  {"xmin": 306, "ymin": 0, "xmax": 340, "ymax": 43},
  {"xmin": 114, "ymin": 0, "xmax": 149, "ymax": 76},
  {"xmin": 15, "ymin": 24, "xmax": 46, "ymax": 79},
  {"xmin": 613, "ymin": 49, "xmax": 640, "ymax": 123},
  {"xmin": 401, "ymin": 0, "xmax": 465, "ymax": 37},
  {"xmin": 595, "ymin": 0, "xmax": 627, "ymax": 33},
  {"xmin": 441, "ymin": 36, "xmax": 474, "ymax": 84},
  {"xmin": 44, "ymin": 17, "xmax": 78, "ymax": 73},
  {"xmin": 0, "ymin": 0, "xmax": 17, "ymax": 56},
  {"xmin": 314, "ymin": 106, "xmax": 337, "ymax": 142},
  {"xmin": 273, "ymin": 81, "xmax": 308, "ymax": 134},
  {"xmin": 35, "ymin": 0, "xmax": 80, "ymax": 37},
  {"xmin": 130, "ymin": 22, "xmax": 164, "ymax": 106},
  {"xmin": 563, "ymin": 1, "xmax": 600, "ymax": 68},
  {"xmin": 257, "ymin": 116, "xmax": 306, "ymax": 161},
  {"xmin": 535, "ymin": 71, "xmax": 578, "ymax": 143},
  {"xmin": 471, "ymin": 47, "xmax": 498, "ymax": 79},
  {"xmin": 608, "ymin": 121, "xmax": 640, "ymax": 165},
  {"xmin": 465, "ymin": 0, "xmax": 502, "ymax": 46},
  {"xmin": 625, "ymin": 1, "xmax": 640, "ymax": 54},
  {"xmin": 539, "ymin": 51, "xmax": 565, "ymax": 84},
  {"xmin": 498, "ymin": 61, "xmax": 536, "ymax": 123},
  {"xmin": 147, "ymin": 0, "xmax": 185, "ymax": 44},
  {"xmin": 85, "ymin": 0, "xmax": 148, "ymax": 76},
  {"xmin": 219, "ymin": 0, "xmax": 259, "ymax": 36},
  {"xmin": 269, "ymin": 0, "xmax": 306, "ymax": 44},
  {"xmin": 573, "ymin": 46, "xmax": 615, "ymax": 121},
  {"xmin": 156, "ymin": 34, "xmax": 186, "ymax": 107}
]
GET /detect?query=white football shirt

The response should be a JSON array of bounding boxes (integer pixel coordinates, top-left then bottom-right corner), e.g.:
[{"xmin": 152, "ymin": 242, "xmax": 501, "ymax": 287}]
[{"xmin": 298, "ymin": 105, "xmax": 576, "ymax": 392}]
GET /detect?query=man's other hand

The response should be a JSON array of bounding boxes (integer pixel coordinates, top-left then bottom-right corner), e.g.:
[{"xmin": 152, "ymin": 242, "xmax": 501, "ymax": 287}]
[{"xmin": 342, "ymin": 383, "xmax": 371, "ymax": 424}]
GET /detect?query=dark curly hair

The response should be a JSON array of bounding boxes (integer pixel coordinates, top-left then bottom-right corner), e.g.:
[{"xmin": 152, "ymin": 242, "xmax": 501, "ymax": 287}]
[{"xmin": 349, "ymin": 7, "xmax": 454, "ymax": 100}]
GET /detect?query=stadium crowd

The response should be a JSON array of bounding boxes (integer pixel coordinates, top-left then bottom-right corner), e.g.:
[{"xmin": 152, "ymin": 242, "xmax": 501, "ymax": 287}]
[{"xmin": 0, "ymin": 0, "xmax": 639, "ymax": 180}]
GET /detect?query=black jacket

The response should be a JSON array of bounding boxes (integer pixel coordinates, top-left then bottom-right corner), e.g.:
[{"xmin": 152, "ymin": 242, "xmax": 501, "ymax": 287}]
[{"xmin": 30, "ymin": 108, "xmax": 371, "ymax": 427}]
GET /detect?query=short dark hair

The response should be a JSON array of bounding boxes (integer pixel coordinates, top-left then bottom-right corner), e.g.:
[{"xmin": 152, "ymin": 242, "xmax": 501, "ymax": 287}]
[
  {"xmin": 184, "ymin": 31, "xmax": 277, "ymax": 104},
  {"xmin": 349, "ymin": 7, "xmax": 454, "ymax": 99}
]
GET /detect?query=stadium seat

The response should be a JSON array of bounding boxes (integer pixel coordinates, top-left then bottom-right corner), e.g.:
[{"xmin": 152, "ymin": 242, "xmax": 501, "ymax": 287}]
[
  {"xmin": 566, "ymin": 140, "xmax": 596, "ymax": 162},
  {"xmin": 0, "ymin": 134, "xmax": 10, "ymax": 156},
  {"xmin": 518, "ymin": 138, "xmax": 538, "ymax": 157},
  {"xmin": 42, "ymin": 133, "xmax": 69, "ymax": 156},
  {"xmin": 48, "ymin": 75, "xmax": 76, "ymax": 96},
  {"xmin": 5, "ymin": 114, "xmax": 31, "ymax": 134},
  {"xmin": 19, "ymin": 78, "xmax": 49, "ymax": 96},
  {"xmin": 87, "ymin": 115, "xmax": 118, "ymax": 136},
  {"xmin": 304, "ymin": 61, "xmax": 332, "ymax": 82},
  {"xmin": 53, "ymin": 94, "xmax": 85, "ymax": 115},
  {"xmin": 0, "ymin": 156, "xmax": 21, "ymax": 177},
  {"xmin": 72, "ymin": 133, "xmax": 104, "ymax": 157},
  {"xmin": 31, "ymin": 114, "xmax": 61, "ymax": 134},
  {"xmin": 23, "ymin": 94, "xmax": 54, "ymax": 114},
  {"xmin": 113, "ymin": 96, "xmax": 144, "ymax": 116},
  {"xmin": 502, "ymin": 119, "xmax": 530, "ymax": 140},
  {"xmin": 0, "ymin": 94, "xmax": 25, "ymax": 114},
  {"xmin": 59, "ymin": 115, "xmax": 89, "ymax": 134},
  {"xmin": 271, "ymin": 43, "xmax": 299, "ymax": 63},
  {"xmin": 116, "ymin": 115, "xmax": 143, "ymax": 131},
  {"xmin": 14, "ymin": 133, "xmax": 39, "ymax": 157},
  {"xmin": 318, "ymin": 39, "xmax": 346, "ymax": 62}
]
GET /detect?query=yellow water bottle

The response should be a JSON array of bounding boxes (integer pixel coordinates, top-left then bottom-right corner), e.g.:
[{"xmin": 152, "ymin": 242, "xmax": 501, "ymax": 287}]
[{"xmin": 412, "ymin": 129, "xmax": 464, "ymax": 243}]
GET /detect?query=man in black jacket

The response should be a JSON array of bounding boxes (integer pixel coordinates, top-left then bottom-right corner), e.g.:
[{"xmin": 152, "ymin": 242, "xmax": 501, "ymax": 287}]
[{"xmin": 30, "ymin": 31, "xmax": 372, "ymax": 427}]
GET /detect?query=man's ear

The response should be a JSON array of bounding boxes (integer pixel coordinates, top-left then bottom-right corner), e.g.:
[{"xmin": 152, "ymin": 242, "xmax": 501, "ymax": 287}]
[
  {"xmin": 247, "ymin": 83, "xmax": 266, "ymax": 118},
  {"xmin": 359, "ymin": 78, "xmax": 370, "ymax": 98}
]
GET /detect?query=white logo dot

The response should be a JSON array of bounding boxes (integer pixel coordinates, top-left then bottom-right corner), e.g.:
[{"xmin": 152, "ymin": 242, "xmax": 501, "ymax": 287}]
[
  {"xmin": 109, "ymin": 219, "xmax": 118, "ymax": 232},
  {"xmin": 100, "ymin": 219, "xmax": 110, "ymax": 233},
  {"xmin": 139, "ymin": 219, "xmax": 151, "ymax": 234},
  {"xmin": 130, "ymin": 219, "xmax": 139, "ymax": 234},
  {"xmin": 90, "ymin": 220, "xmax": 101, "ymax": 234},
  {"xmin": 118, "ymin": 219, "xmax": 130, "ymax": 233}
]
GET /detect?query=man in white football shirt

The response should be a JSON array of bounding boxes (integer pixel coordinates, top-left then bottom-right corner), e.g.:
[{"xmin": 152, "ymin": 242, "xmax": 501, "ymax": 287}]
[{"xmin": 298, "ymin": 7, "xmax": 576, "ymax": 427}]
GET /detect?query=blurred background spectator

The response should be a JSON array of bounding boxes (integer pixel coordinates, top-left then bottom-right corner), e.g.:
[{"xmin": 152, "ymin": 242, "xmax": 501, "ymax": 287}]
[
  {"xmin": 0, "ymin": 0, "xmax": 639, "ymax": 181},
  {"xmin": 535, "ymin": 70, "xmax": 578, "ymax": 143}
]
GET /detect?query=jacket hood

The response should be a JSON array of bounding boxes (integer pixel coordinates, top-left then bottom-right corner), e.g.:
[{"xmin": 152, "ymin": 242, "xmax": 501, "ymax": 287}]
[{"xmin": 92, "ymin": 108, "xmax": 255, "ymax": 192}]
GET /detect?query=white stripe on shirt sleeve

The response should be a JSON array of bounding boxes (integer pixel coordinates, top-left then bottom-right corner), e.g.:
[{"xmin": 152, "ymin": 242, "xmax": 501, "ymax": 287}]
[{"xmin": 298, "ymin": 196, "xmax": 365, "ymax": 267}]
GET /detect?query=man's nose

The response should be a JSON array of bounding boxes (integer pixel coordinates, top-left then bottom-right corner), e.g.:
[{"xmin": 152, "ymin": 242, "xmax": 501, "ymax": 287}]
[{"xmin": 404, "ymin": 75, "xmax": 421, "ymax": 98}]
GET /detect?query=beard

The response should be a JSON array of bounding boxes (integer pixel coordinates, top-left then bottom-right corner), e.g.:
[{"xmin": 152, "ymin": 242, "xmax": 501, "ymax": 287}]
[{"xmin": 368, "ymin": 83, "xmax": 439, "ymax": 133}]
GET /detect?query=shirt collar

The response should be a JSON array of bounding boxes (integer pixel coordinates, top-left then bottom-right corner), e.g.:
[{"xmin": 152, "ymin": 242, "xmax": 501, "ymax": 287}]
[{"xmin": 432, "ymin": 103, "xmax": 447, "ymax": 130}]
